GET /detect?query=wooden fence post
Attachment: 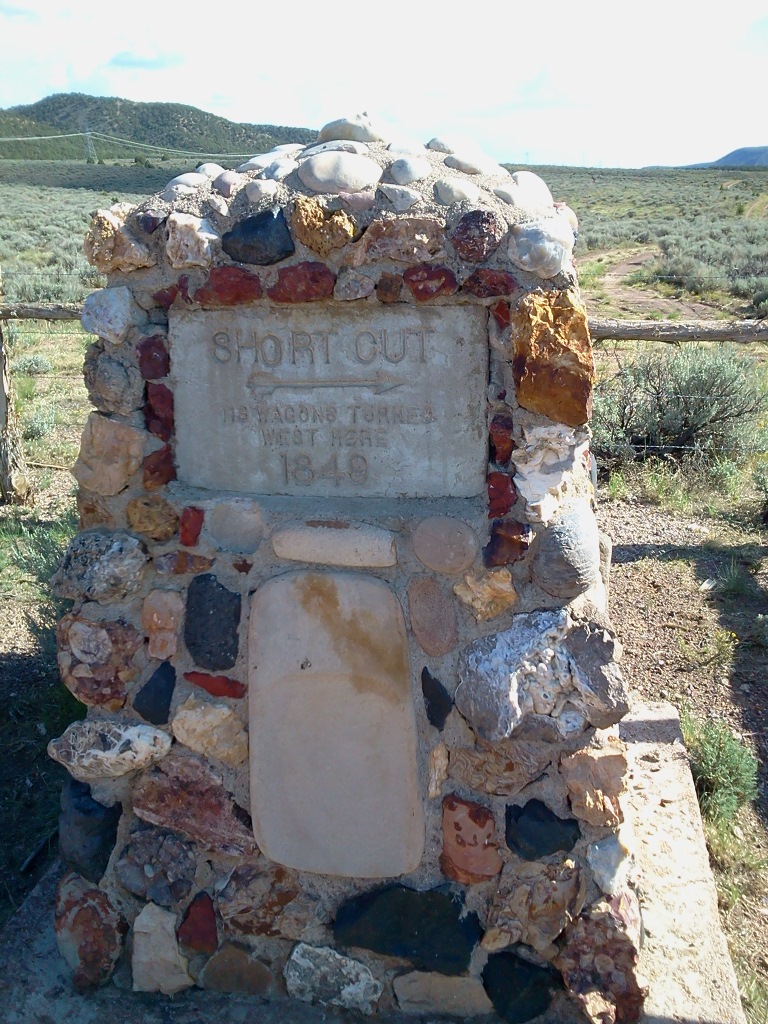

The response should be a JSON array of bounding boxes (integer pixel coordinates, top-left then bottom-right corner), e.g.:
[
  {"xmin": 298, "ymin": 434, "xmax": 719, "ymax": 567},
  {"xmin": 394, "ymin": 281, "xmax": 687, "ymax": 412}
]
[{"xmin": 0, "ymin": 321, "xmax": 31, "ymax": 503}]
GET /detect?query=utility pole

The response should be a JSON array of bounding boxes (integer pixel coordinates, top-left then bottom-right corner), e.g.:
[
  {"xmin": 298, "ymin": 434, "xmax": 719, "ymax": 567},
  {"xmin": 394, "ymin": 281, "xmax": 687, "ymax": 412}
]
[{"xmin": 0, "ymin": 318, "xmax": 31, "ymax": 503}]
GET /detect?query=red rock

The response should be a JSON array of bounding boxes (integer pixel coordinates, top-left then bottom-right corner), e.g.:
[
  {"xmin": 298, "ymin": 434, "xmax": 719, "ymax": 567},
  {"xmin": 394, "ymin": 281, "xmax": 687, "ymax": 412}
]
[
  {"xmin": 487, "ymin": 472, "xmax": 517, "ymax": 518},
  {"xmin": 193, "ymin": 266, "xmax": 262, "ymax": 306},
  {"xmin": 403, "ymin": 264, "xmax": 458, "ymax": 302},
  {"xmin": 154, "ymin": 551, "xmax": 214, "ymax": 575},
  {"xmin": 184, "ymin": 671, "xmax": 246, "ymax": 699},
  {"xmin": 136, "ymin": 334, "xmax": 170, "ymax": 380},
  {"xmin": 144, "ymin": 382, "xmax": 174, "ymax": 441},
  {"xmin": 407, "ymin": 577, "xmax": 457, "ymax": 657},
  {"xmin": 440, "ymin": 795, "xmax": 503, "ymax": 885},
  {"xmin": 180, "ymin": 506, "xmax": 205, "ymax": 546},
  {"xmin": 491, "ymin": 300, "xmax": 511, "ymax": 329},
  {"xmin": 483, "ymin": 520, "xmax": 532, "ymax": 567},
  {"xmin": 266, "ymin": 261, "xmax": 336, "ymax": 303},
  {"xmin": 233, "ymin": 558, "xmax": 252, "ymax": 574},
  {"xmin": 489, "ymin": 413, "xmax": 515, "ymax": 466},
  {"xmin": 144, "ymin": 444, "xmax": 176, "ymax": 490},
  {"xmin": 153, "ymin": 284, "xmax": 179, "ymax": 311},
  {"xmin": 54, "ymin": 873, "xmax": 127, "ymax": 990},
  {"xmin": 462, "ymin": 269, "xmax": 519, "ymax": 298},
  {"xmin": 217, "ymin": 860, "xmax": 318, "ymax": 940},
  {"xmin": 376, "ymin": 272, "xmax": 403, "ymax": 303},
  {"xmin": 450, "ymin": 210, "xmax": 506, "ymax": 263},
  {"xmin": 177, "ymin": 892, "xmax": 218, "ymax": 954},
  {"xmin": 57, "ymin": 613, "xmax": 143, "ymax": 709},
  {"xmin": 132, "ymin": 753, "xmax": 257, "ymax": 857}
]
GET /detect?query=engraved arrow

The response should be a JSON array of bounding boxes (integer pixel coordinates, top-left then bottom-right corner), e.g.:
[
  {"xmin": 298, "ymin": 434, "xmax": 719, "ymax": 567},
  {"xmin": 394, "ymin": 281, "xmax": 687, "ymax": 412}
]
[{"xmin": 246, "ymin": 370, "xmax": 405, "ymax": 396}]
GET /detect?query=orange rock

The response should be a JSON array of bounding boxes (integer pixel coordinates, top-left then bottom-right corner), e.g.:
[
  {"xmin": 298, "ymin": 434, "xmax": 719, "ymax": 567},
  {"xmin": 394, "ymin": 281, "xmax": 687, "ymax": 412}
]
[
  {"xmin": 73, "ymin": 412, "xmax": 144, "ymax": 496},
  {"xmin": 440, "ymin": 794, "xmax": 502, "ymax": 884}
]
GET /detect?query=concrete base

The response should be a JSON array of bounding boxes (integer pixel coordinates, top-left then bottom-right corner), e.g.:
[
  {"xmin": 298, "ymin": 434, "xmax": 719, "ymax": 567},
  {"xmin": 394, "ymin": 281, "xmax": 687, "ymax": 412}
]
[{"xmin": 0, "ymin": 702, "xmax": 745, "ymax": 1024}]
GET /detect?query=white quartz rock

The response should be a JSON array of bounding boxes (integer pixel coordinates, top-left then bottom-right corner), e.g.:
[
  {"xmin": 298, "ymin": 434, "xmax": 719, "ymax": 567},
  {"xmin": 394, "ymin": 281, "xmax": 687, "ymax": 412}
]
[
  {"xmin": 317, "ymin": 113, "xmax": 388, "ymax": 144},
  {"xmin": 165, "ymin": 212, "xmax": 220, "ymax": 269},
  {"xmin": 161, "ymin": 171, "xmax": 209, "ymax": 203},
  {"xmin": 434, "ymin": 177, "xmax": 483, "ymax": 205},
  {"xmin": 196, "ymin": 162, "xmax": 226, "ymax": 178},
  {"xmin": 245, "ymin": 178, "xmax": 279, "ymax": 203},
  {"xmin": 302, "ymin": 140, "xmax": 370, "ymax": 157},
  {"xmin": 389, "ymin": 155, "xmax": 431, "ymax": 185},
  {"xmin": 48, "ymin": 720, "xmax": 171, "ymax": 782},
  {"xmin": 587, "ymin": 828, "xmax": 635, "ymax": 894},
  {"xmin": 81, "ymin": 287, "xmax": 146, "ymax": 345},
  {"xmin": 508, "ymin": 217, "xmax": 575, "ymax": 279},
  {"xmin": 378, "ymin": 183, "xmax": 422, "ymax": 212},
  {"xmin": 132, "ymin": 903, "xmax": 194, "ymax": 995},
  {"xmin": 298, "ymin": 152, "xmax": 383, "ymax": 195},
  {"xmin": 237, "ymin": 154, "xmax": 274, "ymax": 172},
  {"xmin": 514, "ymin": 169, "xmax": 554, "ymax": 203},
  {"xmin": 284, "ymin": 943, "xmax": 382, "ymax": 1014},
  {"xmin": 512, "ymin": 424, "xmax": 590, "ymax": 525},
  {"xmin": 260, "ymin": 157, "xmax": 298, "ymax": 180}
]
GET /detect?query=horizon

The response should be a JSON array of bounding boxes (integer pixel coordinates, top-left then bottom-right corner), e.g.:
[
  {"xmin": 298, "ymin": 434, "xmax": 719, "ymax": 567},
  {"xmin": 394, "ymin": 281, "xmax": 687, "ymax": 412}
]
[{"xmin": 1, "ymin": 1, "xmax": 767, "ymax": 169}]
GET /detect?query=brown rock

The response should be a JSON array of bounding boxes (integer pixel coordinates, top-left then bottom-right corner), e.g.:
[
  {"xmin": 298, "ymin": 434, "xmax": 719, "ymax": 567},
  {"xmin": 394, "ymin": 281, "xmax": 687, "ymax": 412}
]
[
  {"xmin": 73, "ymin": 413, "xmax": 144, "ymax": 496},
  {"xmin": 143, "ymin": 443, "xmax": 176, "ymax": 489},
  {"xmin": 266, "ymin": 261, "xmax": 336, "ymax": 302},
  {"xmin": 487, "ymin": 471, "xmax": 516, "ymax": 518},
  {"xmin": 179, "ymin": 505, "xmax": 205, "ymax": 546},
  {"xmin": 184, "ymin": 671, "xmax": 246, "ymax": 698},
  {"xmin": 142, "ymin": 589, "xmax": 184, "ymax": 660},
  {"xmin": 462, "ymin": 268, "xmax": 519, "ymax": 298},
  {"xmin": 291, "ymin": 196, "xmax": 357, "ymax": 257},
  {"xmin": 560, "ymin": 738, "xmax": 628, "ymax": 827},
  {"xmin": 450, "ymin": 209, "xmax": 506, "ymax": 263},
  {"xmin": 57, "ymin": 612, "xmax": 143, "ymax": 709},
  {"xmin": 491, "ymin": 299, "xmax": 511, "ymax": 329},
  {"xmin": 376, "ymin": 272, "xmax": 403, "ymax": 303},
  {"xmin": 136, "ymin": 334, "xmax": 170, "ymax": 380},
  {"xmin": 402, "ymin": 264, "xmax": 458, "ymax": 301},
  {"xmin": 198, "ymin": 943, "xmax": 275, "ymax": 994},
  {"xmin": 408, "ymin": 577, "xmax": 457, "ymax": 657},
  {"xmin": 144, "ymin": 382, "xmax": 174, "ymax": 441},
  {"xmin": 77, "ymin": 489, "xmax": 115, "ymax": 529},
  {"xmin": 483, "ymin": 520, "xmax": 532, "ymax": 567},
  {"xmin": 346, "ymin": 216, "xmax": 446, "ymax": 266},
  {"xmin": 488, "ymin": 413, "xmax": 515, "ymax": 466},
  {"xmin": 412, "ymin": 516, "xmax": 479, "ymax": 575},
  {"xmin": 440, "ymin": 794, "xmax": 502, "ymax": 885},
  {"xmin": 154, "ymin": 551, "xmax": 215, "ymax": 575},
  {"xmin": 428, "ymin": 743, "xmax": 449, "ymax": 799},
  {"xmin": 54, "ymin": 873, "xmax": 127, "ymax": 989},
  {"xmin": 453, "ymin": 568, "xmax": 517, "ymax": 621},
  {"xmin": 511, "ymin": 290, "xmax": 595, "ymax": 427},
  {"xmin": 217, "ymin": 859, "xmax": 324, "ymax": 942},
  {"xmin": 177, "ymin": 891, "xmax": 218, "ymax": 954},
  {"xmin": 483, "ymin": 859, "xmax": 586, "ymax": 956},
  {"xmin": 192, "ymin": 266, "xmax": 262, "ymax": 306},
  {"xmin": 83, "ymin": 343, "xmax": 144, "ymax": 416},
  {"xmin": 556, "ymin": 890, "xmax": 648, "ymax": 1024},
  {"xmin": 126, "ymin": 495, "xmax": 179, "ymax": 541},
  {"xmin": 132, "ymin": 753, "xmax": 256, "ymax": 856},
  {"xmin": 449, "ymin": 741, "xmax": 553, "ymax": 797},
  {"xmin": 394, "ymin": 972, "xmax": 493, "ymax": 1016},
  {"xmin": 84, "ymin": 205, "xmax": 154, "ymax": 273}
]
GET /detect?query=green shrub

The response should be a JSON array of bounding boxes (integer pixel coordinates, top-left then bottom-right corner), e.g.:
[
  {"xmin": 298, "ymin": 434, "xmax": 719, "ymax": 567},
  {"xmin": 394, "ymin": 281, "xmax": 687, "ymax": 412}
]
[
  {"xmin": 681, "ymin": 711, "xmax": 758, "ymax": 823},
  {"xmin": 21, "ymin": 402, "xmax": 55, "ymax": 440},
  {"xmin": 10, "ymin": 353, "xmax": 52, "ymax": 376}
]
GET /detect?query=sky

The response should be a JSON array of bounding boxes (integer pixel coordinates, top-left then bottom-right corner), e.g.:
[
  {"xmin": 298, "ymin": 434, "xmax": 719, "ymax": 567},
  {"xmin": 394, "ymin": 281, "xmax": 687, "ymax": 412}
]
[{"xmin": 0, "ymin": 0, "xmax": 766, "ymax": 168}]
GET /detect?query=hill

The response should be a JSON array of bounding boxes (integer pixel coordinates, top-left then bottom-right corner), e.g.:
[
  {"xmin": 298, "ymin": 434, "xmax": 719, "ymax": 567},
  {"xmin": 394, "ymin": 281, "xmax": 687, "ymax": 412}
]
[
  {"xmin": 1, "ymin": 93, "xmax": 316, "ymax": 161},
  {"xmin": 709, "ymin": 146, "xmax": 768, "ymax": 168}
]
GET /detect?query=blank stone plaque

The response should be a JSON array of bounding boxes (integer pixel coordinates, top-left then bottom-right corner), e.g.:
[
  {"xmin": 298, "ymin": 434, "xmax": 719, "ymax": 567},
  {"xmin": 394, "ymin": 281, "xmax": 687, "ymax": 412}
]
[
  {"xmin": 248, "ymin": 571, "xmax": 424, "ymax": 878},
  {"xmin": 170, "ymin": 305, "xmax": 488, "ymax": 498}
]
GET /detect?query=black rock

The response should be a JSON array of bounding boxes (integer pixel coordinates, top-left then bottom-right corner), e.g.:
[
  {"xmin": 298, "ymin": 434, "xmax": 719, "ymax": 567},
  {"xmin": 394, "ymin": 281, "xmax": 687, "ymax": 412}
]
[
  {"xmin": 333, "ymin": 884, "xmax": 481, "ymax": 976},
  {"xmin": 421, "ymin": 668, "xmax": 453, "ymax": 730},
  {"xmin": 505, "ymin": 799, "xmax": 580, "ymax": 861},
  {"xmin": 482, "ymin": 951, "xmax": 562, "ymax": 1023},
  {"xmin": 135, "ymin": 209, "xmax": 166, "ymax": 234},
  {"xmin": 184, "ymin": 574, "xmax": 241, "ymax": 670},
  {"xmin": 221, "ymin": 209, "xmax": 295, "ymax": 265},
  {"xmin": 59, "ymin": 776, "xmax": 121, "ymax": 884},
  {"xmin": 133, "ymin": 661, "xmax": 176, "ymax": 725}
]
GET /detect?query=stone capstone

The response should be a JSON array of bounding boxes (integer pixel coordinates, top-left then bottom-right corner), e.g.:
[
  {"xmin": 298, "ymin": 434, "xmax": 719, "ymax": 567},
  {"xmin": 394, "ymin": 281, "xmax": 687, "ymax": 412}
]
[
  {"xmin": 115, "ymin": 828, "xmax": 195, "ymax": 905},
  {"xmin": 54, "ymin": 873, "xmax": 127, "ymax": 990},
  {"xmin": 165, "ymin": 212, "xmax": 219, "ymax": 269},
  {"xmin": 81, "ymin": 286, "xmax": 146, "ymax": 345},
  {"xmin": 298, "ymin": 152, "xmax": 383, "ymax": 195},
  {"xmin": 482, "ymin": 858, "xmax": 586, "ymax": 956},
  {"xmin": 505, "ymin": 799, "xmax": 580, "ymax": 861},
  {"xmin": 72, "ymin": 413, "xmax": 144, "ymax": 496},
  {"xmin": 132, "ymin": 902, "xmax": 194, "ymax": 995},
  {"xmin": 132, "ymin": 661, "xmax": 176, "ymax": 725},
  {"xmin": 199, "ymin": 943, "xmax": 275, "ymax": 994},
  {"xmin": 216, "ymin": 859, "xmax": 324, "ymax": 941},
  {"xmin": 132, "ymin": 753, "xmax": 256, "ymax": 857},
  {"xmin": 412, "ymin": 516, "xmax": 479, "ymax": 574},
  {"xmin": 556, "ymin": 890, "xmax": 648, "ymax": 1024},
  {"xmin": 291, "ymin": 196, "xmax": 358, "ymax": 256},
  {"xmin": 221, "ymin": 209, "xmax": 295, "ymax": 265},
  {"xmin": 511, "ymin": 290, "xmax": 594, "ymax": 427},
  {"xmin": 345, "ymin": 216, "xmax": 445, "ymax": 266},
  {"xmin": 440, "ymin": 794, "xmax": 503, "ymax": 884},
  {"xmin": 448, "ymin": 740, "xmax": 553, "ymax": 797},
  {"xmin": 453, "ymin": 568, "xmax": 518, "ymax": 621},
  {"xmin": 407, "ymin": 577, "xmax": 457, "ymax": 656},
  {"xmin": 284, "ymin": 943, "xmax": 382, "ymax": 1015},
  {"xmin": 184, "ymin": 574, "xmax": 241, "ymax": 671},
  {"xmin": 48, "ymin": 720, "xmax": 171, "ymax": 782},
  {"xmin": 389, "ymin": 155, "xmax": 431, "ymax": 185},
  {"xmin": 58, "ymin": 777, "xmax": 121, "ymax": 884},
  {"xmin": 421, "ymin": 668, "xmax": 453, "ymax": 730},
  {"xmin": 177, "ymin": 891, "xmax": 218, "ymax": 954},
  {"xmin": 142, "ymin": 588, "xmax": 184, "ymax": 660},
  {"xmin": 482, "ymin": 951, "xmax": 563, "ymax": 1024},
  {"xmin": 171, "ymin": 693, "xmax": 248, "ymax": 766},
  {"xmin": 126, "ymin": 495, "xmax": 179, "ymax": 541},
  {"xmin": 333, "ymin": 885, "xmax": 482, "ymax": 976},
  {"xmin": 531, "ymin": 501, "xmax": 600, "ymax": 599},
  {"xmin": 560, "ymin": 738, "xmax": 628, "ymax": 828},
  {"xmin": 83, "ymin": 344, "xmax": 144, "ymax": 415},
  {"xmin": 56, "ymin": 612, "xmax": 143, "ymax": 709},
  {"xmin": 51, "ymin": 530, "xmax": 147, "ymax": 602},
  {"xmin": 393, "ymin": 972, "xmax": 494, "ymax": 1016},
  {"xmin": 84, "ymin": 204, "xmax": 155, "ymax": 273}
]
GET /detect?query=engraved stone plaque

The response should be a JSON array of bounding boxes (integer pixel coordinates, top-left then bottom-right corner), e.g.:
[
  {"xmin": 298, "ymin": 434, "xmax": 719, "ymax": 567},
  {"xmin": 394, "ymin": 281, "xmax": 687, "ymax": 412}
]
[
  {"xmin": 170, "ymin": 305, "xmax": 488, "ymax": 497},
  {"xmin": 248, "ymin": 571, "xmax": 424, "ymax": 877}
]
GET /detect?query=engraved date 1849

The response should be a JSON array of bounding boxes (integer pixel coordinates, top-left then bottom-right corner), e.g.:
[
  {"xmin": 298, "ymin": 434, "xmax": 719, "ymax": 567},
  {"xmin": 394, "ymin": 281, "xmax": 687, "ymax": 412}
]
[{"xmin": 279, "ymin": 452, "xmax": 368, "ymax": 487}]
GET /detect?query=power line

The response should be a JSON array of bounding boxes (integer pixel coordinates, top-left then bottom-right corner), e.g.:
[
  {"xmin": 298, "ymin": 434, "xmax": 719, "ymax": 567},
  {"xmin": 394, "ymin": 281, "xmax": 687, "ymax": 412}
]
[{"xmin": 0, "ymin": 128, "xmax": 276, "ymax": 160}]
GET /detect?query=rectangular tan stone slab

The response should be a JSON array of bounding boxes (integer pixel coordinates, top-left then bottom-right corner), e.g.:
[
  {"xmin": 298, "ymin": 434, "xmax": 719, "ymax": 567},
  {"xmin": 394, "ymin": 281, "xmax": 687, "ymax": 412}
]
[
  {"xmin": 170, "ymin": 305, "xmax": 488, "ymax": 498},
  {"xmin": 248, "ymin": 571, "xmax": 424, "ymax": 877}
]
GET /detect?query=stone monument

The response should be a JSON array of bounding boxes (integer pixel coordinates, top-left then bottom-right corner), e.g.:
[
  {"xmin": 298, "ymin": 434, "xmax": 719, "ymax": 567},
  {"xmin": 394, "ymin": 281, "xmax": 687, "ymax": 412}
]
[{"xmin": 49, "ymin": 113, "xmax": 644, "ymax": 1021}]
